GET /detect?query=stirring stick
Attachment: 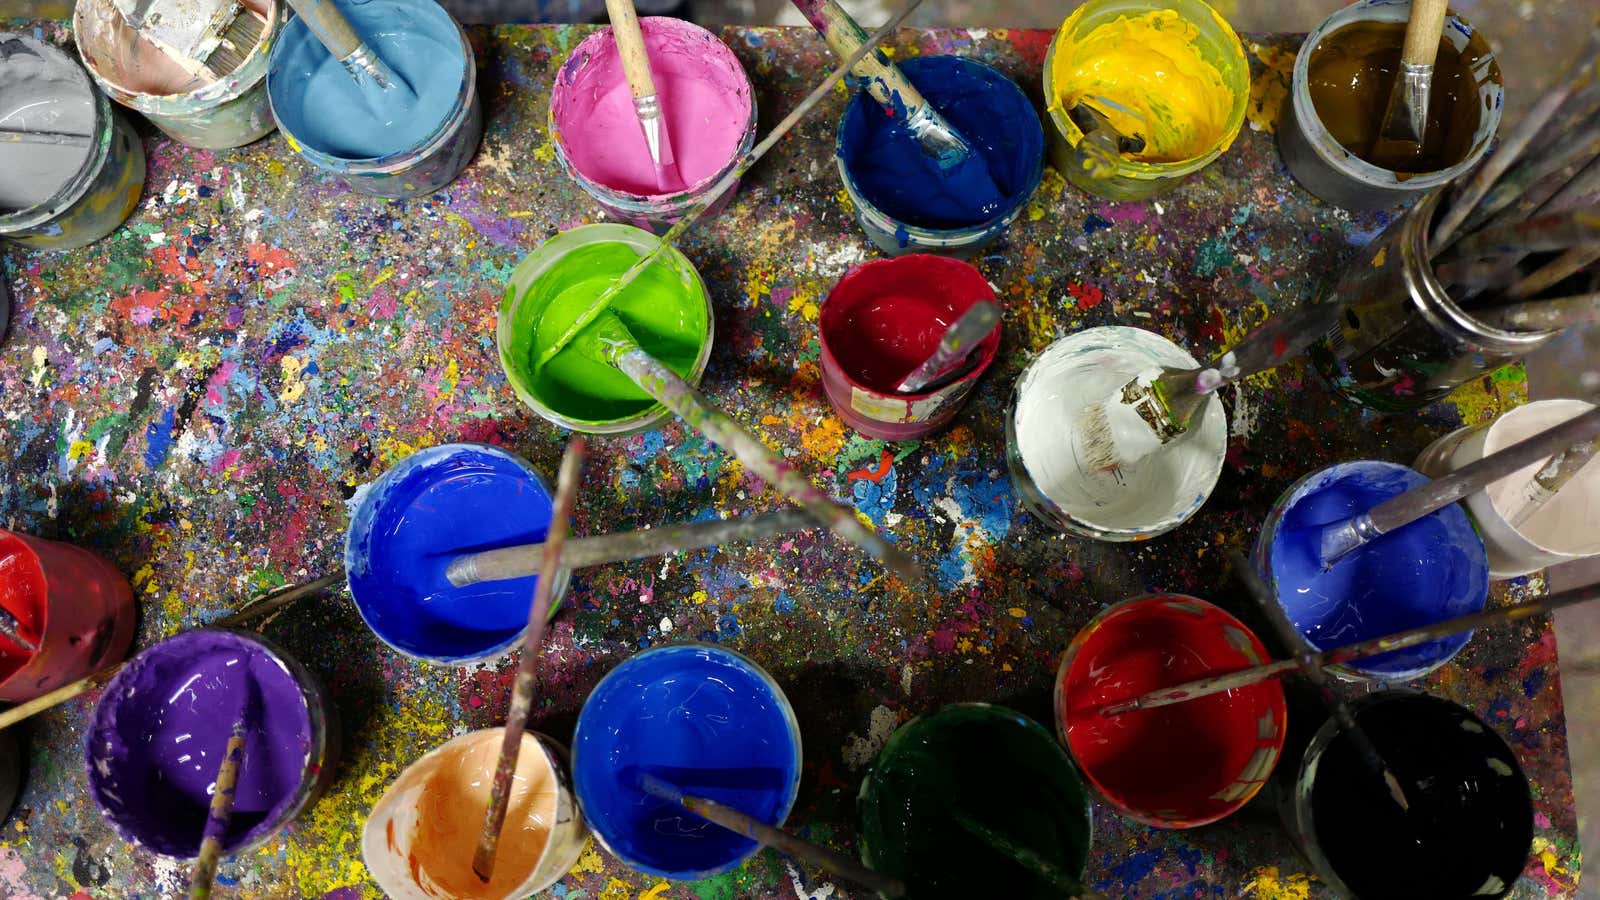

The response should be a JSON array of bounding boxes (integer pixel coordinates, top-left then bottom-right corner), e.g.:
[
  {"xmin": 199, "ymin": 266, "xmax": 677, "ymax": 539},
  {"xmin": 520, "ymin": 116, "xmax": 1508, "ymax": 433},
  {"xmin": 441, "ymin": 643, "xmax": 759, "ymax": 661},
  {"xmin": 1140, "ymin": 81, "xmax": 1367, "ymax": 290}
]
[
  {"xmin": 1225, "ymin": 551, "xmax": 1410, "ymax": 812},
  {"xmin": 1506, "ymin": 434, "xmax": 1600, "ymax": 527},
  {"xmin": 604, "ymin": 0, "xmax": 680, "ymax": 192},
  {"xmin": 472, "ymin": 440, "xmax": 585, "ymax": 882},
  {"xmin": 188, "ymin": 689, "xmax": 252, "ymax": 900},
  {"xmin": 0, "ymin": 129, "xmax": 93, "ymax": 148},
  {"xmin": 634, "ymin": 770, "xmax": 907, "ymax": 898},
  {"xmin": 1316, "ymin": 406, "xmax": 1600, "ymax": 565},
  {"xmin": 895, "ymin": 301, "xmax": 1001, "ymax": 394},
  {"xmin": 446, "ymin": 508, "xmax": 813, "ymax": 587},
  {"xmin": 1095, "ymin": 581, "xmax": 1600, "ymax": 717},
  {"xmin": 531, "ymin": 0, "xmax": 926, "ymax": 373},
  {"xmin": 948, "ymin": 809, "xmax": 1106, "ymax": 899},
  {"xmin": 1484, "ymin": 292, "xmax": 1600, "ymax": 331}
]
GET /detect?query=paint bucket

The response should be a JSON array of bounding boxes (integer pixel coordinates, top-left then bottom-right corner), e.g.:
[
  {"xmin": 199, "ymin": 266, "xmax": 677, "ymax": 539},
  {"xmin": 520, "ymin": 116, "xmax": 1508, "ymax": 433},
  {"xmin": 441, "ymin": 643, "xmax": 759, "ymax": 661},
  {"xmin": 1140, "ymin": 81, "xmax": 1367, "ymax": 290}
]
[
  {"xmin": 363, "ymin": 728, "xmax": 587, "ymax": 899},
  {"xmin": 1005, "ymin": 326, "xmax": 1227, "ymax": 541},
  {"xmin": 1055, "ymin": 595, "xmax": 1286, "ymax": 828},
  {"xmin": 818, "ymin": 255, "xmax": 1000, "ymax": 440},
  {"xmin": 345, "ymin": 442, "xmax": 570, "ymax": 665},
  {"xmin": 549, "ymin": 17, "xmax": 756, "ymax": 235},
  {"xmin": 1279, "ymin": 0, "xmax": 1502, "ymax": 210},
  {"xmin": 1042, "ymin": 0, "xmax": 1248, "ymax": 201},
  {"xmin": 85, "ymin": 628, "xmax": 336, "ymax": 858},
  {"xmin": 267, "ymin": 0, "xmax": 482, "ymax": 199},
  {"xmin": 0, "ymin": 529, "xmax": 136, "ymax": 703},
  {"xmin": 1414, "ymin": 399, "xmax": 1600, "ymax": 579},
  {"xmin": 74, "ymin": 0, "xmax": 282, "ymax": 149},
  {"xmin": 858, "ymin": 703, "xmax": 1092, "ymax": 895},
  {"xmin": 0, "ymin": 34, "xmax": 145, "ymax": 251},
  {"xmin": 1308, "ymin": 192, "xmax": 1558, "ymax": 411},
  {"xmin": 1284, "ymin": 691, "xmax": 1532, "ymax": 899},
  {"xmin": 571, "ymin": 643, "xmax": 802, "ymax": 880},
  {"xmin": 836, "ymin": 55, "xmax": 1043, "ymax": 257},
  {"xmin": 498, "ymin": 223, "xmax": 713, "ymax": 435},
  {"xmin": 1254, "ymin": 459, "xmax": 1489, "ymax": 681}
]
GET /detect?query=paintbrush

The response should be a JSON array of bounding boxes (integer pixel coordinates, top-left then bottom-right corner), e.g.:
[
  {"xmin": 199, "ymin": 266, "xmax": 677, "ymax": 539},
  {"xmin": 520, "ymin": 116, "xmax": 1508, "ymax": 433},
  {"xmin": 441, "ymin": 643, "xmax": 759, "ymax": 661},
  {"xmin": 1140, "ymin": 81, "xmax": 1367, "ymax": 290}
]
[
  {"xmin": 1483, "ymin": 291, "xmax": 1600, "ymax": 332},
  {"xmin": 895, "ymin": 301, "xmax": 1001, "ymax": 394},
  {"xmin": 948, "ymin": 809, "xmax": 1106, "ymax": 899},
  {"xmin": 280, "ymin": 0, "xmax": 417, "ymax": 111},
  {"xmin": 111, "ymin": 0, "xmax": 263, "ymax": 80},
  {"xmin": 1443, "ymin": 207, "xmax": 1600, "ymax": 262},
  {"xmin": 1225, "ymin": 551, "xmax": 1411, "ymax": 812},
  {"xmin": 789, "ymin": 0, "xmax": 977, "ymax": 171},
  {"xmin": 188, "ymin": 681, "xmax": 253, "ymax": 900},
  {"xmin": 633, "ymin": 770, "xmax": 907, "ymax": 897},
  {"xmin": 472, "ymin": 439, "xmax": 584, "ymax": 882},
  {"xmin": 1370, "ymin": 0, "xmax": 1449, "ymax": 160},
  {"xmin": 568, "ymin": 313, "xmax": 925, "ymax": 585},
  {"xmin": 1502, "ymin": 247, "xmax": 1600, "ymax": 303},
  {"xmin": 1073, "ymin": 300, "xmax": 1342, "ymax": 476},
  {"xmin": 1315, "ymin": 406, "xmax": 1600, "ymax": 567},
  {"xmin": 0, "ymin": 575, "xmax": 342, "ymax": 733},
  {"xmin": 446, "ymin": 508, "xmax": 813, "ymax": 587},
  {"xmin": 1447, "ymin": 123, "xmax": 1600, "ymax": 241},
  {"xmin": 603, "ymin": 0, "xmax": 681, "ymax": 192},
  {"xmin": 1066, "ymin": 95, "xmax": 1148, "ymax": 179},
  {"xmin": 1505, "ymin": 433, "xmax": 1600, "ymax": 527},
  {"xmin": 1094, "ymin": 580, "xmax": 1600, "ymax": 718},
  {"xmin": 531, "ymin": 0, "xmax": 925, "ymax": 374},
  {"xmin": 0, "ymin": 607, "xmax": 36, "ymax": 653}
]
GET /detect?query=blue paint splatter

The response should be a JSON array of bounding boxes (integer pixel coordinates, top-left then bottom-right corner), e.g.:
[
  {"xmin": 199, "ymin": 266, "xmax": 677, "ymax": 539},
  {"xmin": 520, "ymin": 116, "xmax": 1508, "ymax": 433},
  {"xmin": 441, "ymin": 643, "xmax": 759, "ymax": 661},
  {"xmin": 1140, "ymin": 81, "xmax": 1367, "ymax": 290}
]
[
  {"xmin": 144, "ymin": 407, "xmax": 176, "ymax": 470},
  {"xmin": 1083, "ymin": 213, "xmax": 1113, "ymax": 234}
]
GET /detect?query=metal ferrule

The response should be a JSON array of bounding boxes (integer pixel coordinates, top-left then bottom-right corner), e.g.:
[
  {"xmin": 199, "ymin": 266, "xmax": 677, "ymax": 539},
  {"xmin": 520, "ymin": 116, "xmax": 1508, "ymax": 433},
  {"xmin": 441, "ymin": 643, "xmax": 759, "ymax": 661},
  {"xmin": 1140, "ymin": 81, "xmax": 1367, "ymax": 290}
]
[
  {"xmin": 633, "ymin": 94, "xmax": 662, "ymax": 122},
  {"xmin": 1397, "ymin": 62, "xmax": 1432, "ymax": 120},
  {"xmin": 902, "ymin": 104, "xmax": 975, "ymax": 167},
  {"xmin": 339, "ymin": 44, "xmax": 396, "ymax": 90}
]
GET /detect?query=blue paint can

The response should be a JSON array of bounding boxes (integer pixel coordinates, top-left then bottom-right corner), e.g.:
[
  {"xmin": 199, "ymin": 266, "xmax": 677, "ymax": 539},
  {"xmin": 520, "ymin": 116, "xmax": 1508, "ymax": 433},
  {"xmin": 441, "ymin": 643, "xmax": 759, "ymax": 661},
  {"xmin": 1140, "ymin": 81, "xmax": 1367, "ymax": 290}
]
[
  {"xmin": 1253, "ymin": 459, "xmax": 1489, "ymax": 680},
  {"xmin": 344, "ymin": 442, "xmax": 568, "ymax": 665},
  {"xmin": 572, "ymin": 643, "xmax": 803, "ymax": 880},
  {"xmin": 267, "ymin": 0, "xmax": 482, "ymax": 199},
  {"xmin": 835, "ymin": 55, "xmax": 1043, "ymax": 257}
]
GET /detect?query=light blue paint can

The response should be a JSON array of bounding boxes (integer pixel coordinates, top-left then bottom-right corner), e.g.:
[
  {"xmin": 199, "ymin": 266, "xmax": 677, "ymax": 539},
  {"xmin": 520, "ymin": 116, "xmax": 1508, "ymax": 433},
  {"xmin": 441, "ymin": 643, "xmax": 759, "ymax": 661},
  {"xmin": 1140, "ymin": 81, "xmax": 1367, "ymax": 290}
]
[{"xmin": 267, "ymin": 0, "xmax": 481, "ymax": 199}]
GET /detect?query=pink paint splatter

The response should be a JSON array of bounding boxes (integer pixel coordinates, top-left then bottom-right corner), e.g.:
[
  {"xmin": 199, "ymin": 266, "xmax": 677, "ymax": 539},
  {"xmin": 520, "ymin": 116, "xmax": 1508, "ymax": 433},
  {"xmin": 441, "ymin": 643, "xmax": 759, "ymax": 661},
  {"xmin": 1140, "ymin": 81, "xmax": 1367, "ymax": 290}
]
[{"xmin": 1098, "ymin": 203, "xmax": 1148, "ymax": 225}]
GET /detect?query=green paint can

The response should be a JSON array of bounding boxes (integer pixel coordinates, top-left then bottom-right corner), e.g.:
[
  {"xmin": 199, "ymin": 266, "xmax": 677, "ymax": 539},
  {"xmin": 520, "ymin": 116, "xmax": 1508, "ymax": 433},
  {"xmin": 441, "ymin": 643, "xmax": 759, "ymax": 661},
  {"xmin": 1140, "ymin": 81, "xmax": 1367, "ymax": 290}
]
[
  {"xmin": 858, "ymin": 703, "xmax": 1093, "ymax": 898},
  {"xmin": 497, "ymin": 224, "xmax": 714, "ymax": 434}
]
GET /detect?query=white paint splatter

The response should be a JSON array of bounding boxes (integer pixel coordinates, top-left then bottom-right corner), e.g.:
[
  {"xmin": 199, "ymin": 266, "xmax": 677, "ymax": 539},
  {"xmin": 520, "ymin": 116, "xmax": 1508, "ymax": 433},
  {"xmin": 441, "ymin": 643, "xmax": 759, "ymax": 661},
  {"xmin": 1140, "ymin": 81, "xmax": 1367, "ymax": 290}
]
[
  {"xmin": 785, "ymin": 859, "xmax": 838, "ymax": 900},
  {"xmin": 659, "ymin": 616, "xmax": 673, "ymax": 634},
  {"xmin": 842, "ymin": 704, "xmax": 899, "ymax": 770}
]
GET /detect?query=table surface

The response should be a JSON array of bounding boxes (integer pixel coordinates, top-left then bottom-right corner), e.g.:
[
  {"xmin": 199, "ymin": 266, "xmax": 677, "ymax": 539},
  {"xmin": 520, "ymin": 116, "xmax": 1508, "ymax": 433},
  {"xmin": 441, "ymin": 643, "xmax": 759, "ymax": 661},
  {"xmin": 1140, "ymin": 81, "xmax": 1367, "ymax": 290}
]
[{"xmin": 0, "ymin": 21, "xmax": 1582, "ymax": 900}]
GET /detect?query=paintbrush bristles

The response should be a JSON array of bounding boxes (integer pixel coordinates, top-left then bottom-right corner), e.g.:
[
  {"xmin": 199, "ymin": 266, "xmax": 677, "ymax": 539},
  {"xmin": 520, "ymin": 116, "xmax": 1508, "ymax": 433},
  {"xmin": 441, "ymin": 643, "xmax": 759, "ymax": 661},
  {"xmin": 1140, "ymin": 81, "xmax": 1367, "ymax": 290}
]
[{"xmin": 472, "ymin": 440, "xmax": 586, "ymax": 882}]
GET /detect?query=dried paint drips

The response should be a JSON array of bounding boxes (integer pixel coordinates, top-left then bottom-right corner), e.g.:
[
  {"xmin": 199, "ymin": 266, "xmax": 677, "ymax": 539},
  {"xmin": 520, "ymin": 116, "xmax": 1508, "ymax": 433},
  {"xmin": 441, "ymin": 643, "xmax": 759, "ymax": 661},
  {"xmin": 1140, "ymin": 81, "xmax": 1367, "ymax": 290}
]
[
  {"xmin": 85, "ymin": 630, "xmax": 314, "ymax": 857},
  {"xmin": 1265, "ymin": 461, "xmax": 1487, "ymax": 679},
  {"xmin": 0, "ymin": 35, "xmax": 94, "ymax": 211},
  {"xmin": 346, "ymin": 443, "xmax": 555, "ymax": 662},
  {"xmin": 1048, "ymin": 9, "xmax": 1235, "ymax": 163},
  {"xmin": 838, "ymin": 56, "xmax": 1037, "ymax": 231},
  {"xmin": 858, "ymin": 704, "xmax": 1091, "ymax": 897},
  {"xmin": 1306, "ymin": 21, "xmax": 1489, "ymax": 173}
]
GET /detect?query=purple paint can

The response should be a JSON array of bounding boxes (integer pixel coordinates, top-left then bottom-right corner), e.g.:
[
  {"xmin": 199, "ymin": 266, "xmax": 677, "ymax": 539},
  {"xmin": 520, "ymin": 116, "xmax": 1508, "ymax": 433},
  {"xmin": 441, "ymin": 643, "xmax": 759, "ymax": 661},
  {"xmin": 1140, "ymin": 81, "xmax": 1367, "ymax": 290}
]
[
  {"xmin": 85, "ymin": 628, "xmax": 337, "ymax": 858},
  {"xmin": 818, "ymin": 254, "xmax": 1000, "ymax": 440}
]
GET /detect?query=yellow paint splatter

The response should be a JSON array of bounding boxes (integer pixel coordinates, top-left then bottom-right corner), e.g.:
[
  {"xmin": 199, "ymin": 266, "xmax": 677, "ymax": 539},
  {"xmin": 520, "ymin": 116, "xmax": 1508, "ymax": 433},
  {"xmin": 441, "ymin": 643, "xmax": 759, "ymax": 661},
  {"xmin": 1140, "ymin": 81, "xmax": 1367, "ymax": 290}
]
[
  {"xmin": 570, "ymin": 838, "xmax": 606, "ymax": 875},
  {"xmin": 1245, "ymin": 42, "xmax": 1296, "ymax": 134},
  {"xmin": 599, "ymin": 876, "xmax": 635, "ymax": 900},
  {"xmin": 800, "ymin": 417, "xmax": 847, "ymax": 461},
  {"xmin": 279, "ymin": 355, "xmax": 307, "ymax": 405},
  {"xmin": 638, "ymin": 882, "xmax": 672, "ymax": 900},
  {"xmin": 1371, "ymin": 247, "xmax": 1387, "ymax": 268},
  {"xmin": 67, "ymin": 440, "xmax": 95, "ymax": 461},
  {"xmin": 533, "ymin": 141, "xmax": 557, "ymax": 164},
  {"xmin": 1241, "ymin": 865, "xmax": 1313, "ymax": 900},
  {"xmin": 786, "ymin": 281, "xmax": 823, "ymax": 321}
]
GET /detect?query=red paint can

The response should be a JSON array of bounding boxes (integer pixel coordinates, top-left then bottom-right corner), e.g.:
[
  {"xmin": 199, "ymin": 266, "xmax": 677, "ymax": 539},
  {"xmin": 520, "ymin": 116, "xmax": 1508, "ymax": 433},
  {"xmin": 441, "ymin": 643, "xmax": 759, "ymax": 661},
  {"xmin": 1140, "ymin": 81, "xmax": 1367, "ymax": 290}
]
[
  {"xmin": 818, "ymin": 255, "xmax": 1000, "ymax": 440},
  {"xmin": 1053, "ymin": 594, "xmax": 1287, "ymax": 829},
  {"xmin": 0, "ymin": 530, "xmax": 136, "ymax": 702}
]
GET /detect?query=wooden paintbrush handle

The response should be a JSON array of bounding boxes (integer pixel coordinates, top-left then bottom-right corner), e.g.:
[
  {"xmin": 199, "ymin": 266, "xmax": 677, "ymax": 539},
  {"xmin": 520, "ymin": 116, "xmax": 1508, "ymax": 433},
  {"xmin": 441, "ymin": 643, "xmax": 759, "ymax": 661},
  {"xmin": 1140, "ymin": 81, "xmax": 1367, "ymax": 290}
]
[
  {"xmin": 791, "ymin": 0, "xmax": 929, "ymax": 115},
  {"xmin": 0, "ymin": 664, "xmax": 117, "ymax": 732},
  {"xmin": 1400, "ymin": 0, "xmax": 1449, "ymax": 68},
  {"xmin": 1365, "ymin": 406, "xmax": 1600, "ymax": 534},
  {"xmin": 284, "ymin": 0, "xmax": 363, "ymax": 60},
  {"xmin": 189, "ymin": 723, "xmax": 248, "ymax": 899},
  {"xmin": 604, "ymin": 0, "xmax": 658, "ymax": 101}
]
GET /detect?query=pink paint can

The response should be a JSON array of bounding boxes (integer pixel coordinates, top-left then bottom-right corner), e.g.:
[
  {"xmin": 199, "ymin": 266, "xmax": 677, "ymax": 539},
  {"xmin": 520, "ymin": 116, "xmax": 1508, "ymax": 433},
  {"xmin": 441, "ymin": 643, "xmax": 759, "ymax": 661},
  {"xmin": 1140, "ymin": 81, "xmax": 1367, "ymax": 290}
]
[
  {"xmin": 819, "ymin": 255, "xmax": 1000, "ymax": 440},
  {"xmin": 549, "ymin": 17, "xmax": 756, "ymax": 234},
  {"xmin": 0, "ymin": 530, "xmax": 136, "ymax": 702}
]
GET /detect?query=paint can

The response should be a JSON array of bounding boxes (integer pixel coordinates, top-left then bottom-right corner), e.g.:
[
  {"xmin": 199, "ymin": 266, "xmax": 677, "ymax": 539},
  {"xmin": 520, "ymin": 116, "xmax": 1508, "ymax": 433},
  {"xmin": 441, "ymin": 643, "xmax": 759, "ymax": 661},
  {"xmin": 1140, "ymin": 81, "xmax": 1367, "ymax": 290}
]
[
  {"xmin": 363, "ymin": 729, "xmax": 587, "ymax": 900},
  {"xmin": 85, "ymin": 628, "xmax": 337, "ymax": 858},
  {"xmin": 1042, "ymin": 0, "xmax": 1248, "ymax": 201},
  {"xmin": 0, "ymin": 34, "xmax": 145, "ymax": 251},
  {"xmin": 1283, "ymin": 691, "xmax": 1532, "ymax": 899},
  {"xmin": 857, "ymin": 703, "xmax": 1093, "ymax": 896},
  {"xmin": 1005, "ymin": 326, "xmax": 1227, "ymax": 541},
  {"xmin": 549, "ymin": 17, "xmax": 756, "ymax": 235},
  {"xmin": 571, "ymin": 643, "xmax": 802, "ymax": 880},
  {"xmin": 74, "ymin": 0, "xmax": 282, "ymax": 149},
  {"xmin": 1055, "ymin": 595, "xmax": 1286, "ymax": 828},
  {"xmin": 835, "ymin": 55, "xmax": 1043, "ymax": 257},
  {"xmin": 1308, "ymin": 191, "xmax": 1557, "ymax": 411},
  {"xmin": 345, "ymin": 442, "xmax": 570, "ymax": 665},
  {"xmin": 266, "ymin": 0, "xmax": 482, "ymax": 199},
  {"xmin": 0, "ymin": 529, "xmax": 136, "ymax": 703},
  {"xmin": 498, "ymin": 224, "xmax": 713, "ymax": 435},
  {"xmin": 818, "ymin": 255, "xmax": 1000, "ymax": 440},
  {"xmin": 1254, "ymin": 459, "xmax": 1488, "ymax": 681},
  {"xmin": 1279, "ymin": 0, "xmax": 1502, "ymax": 210},
  {"xmin": 1415, "ymin": 399, "xmax": 1600, "ymax": 579}
]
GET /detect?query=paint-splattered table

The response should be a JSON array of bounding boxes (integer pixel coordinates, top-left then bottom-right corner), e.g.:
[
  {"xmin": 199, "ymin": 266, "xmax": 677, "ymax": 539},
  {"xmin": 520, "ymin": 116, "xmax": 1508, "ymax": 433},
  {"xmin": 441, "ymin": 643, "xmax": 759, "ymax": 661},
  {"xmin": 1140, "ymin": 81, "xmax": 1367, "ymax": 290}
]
[{"xmin": 0, "ymin": 21, "xmax": 1581, "ymax": 900}]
